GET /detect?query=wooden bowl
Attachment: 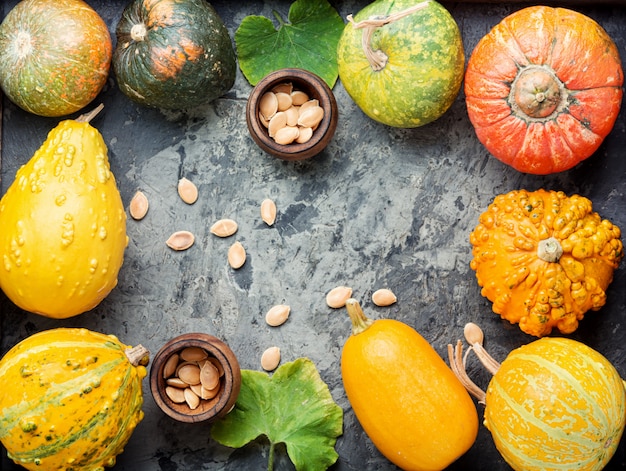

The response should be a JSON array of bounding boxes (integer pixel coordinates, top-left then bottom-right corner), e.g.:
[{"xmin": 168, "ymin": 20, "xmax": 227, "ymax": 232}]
[
  {"xmin": 246, "ymin": 68, "xmax": 338, "ymax": 161},
  {"xmin": 150, "ymin": 333, "xmax": 241, "ymax": 423}
]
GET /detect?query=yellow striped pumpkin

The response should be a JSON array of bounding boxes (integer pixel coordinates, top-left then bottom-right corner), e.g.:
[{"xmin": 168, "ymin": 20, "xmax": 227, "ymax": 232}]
[
  {"xmin": 0, "ymin": 328, "xmax": 148, "ymax": 470},
  {"xmin": 484, "ymin": 337, "xmax": 625, "ymax": 471}
]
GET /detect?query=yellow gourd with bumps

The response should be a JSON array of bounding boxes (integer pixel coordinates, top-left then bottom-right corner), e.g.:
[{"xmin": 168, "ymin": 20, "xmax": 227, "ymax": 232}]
[{"xmin": 0, "ymin": 105, "xmax": 127, "ymax": 318}]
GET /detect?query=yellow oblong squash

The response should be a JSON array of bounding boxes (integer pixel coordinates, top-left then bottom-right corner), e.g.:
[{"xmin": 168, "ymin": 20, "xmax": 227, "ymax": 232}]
[
  {"xmin": 0, "ymin": 107, "xmax": 127, "ymax": 318},
  {"xmin": 341, "ymin": 299, "xmax": 478, "ymax": 471}
]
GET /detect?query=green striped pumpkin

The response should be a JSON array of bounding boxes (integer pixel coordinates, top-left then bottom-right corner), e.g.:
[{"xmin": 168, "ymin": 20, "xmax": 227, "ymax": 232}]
[
  {"xmin": 0, "ymin": 328, "xmax": 148, "ymax": 470},
  {"xmin": 337, "ymin": 0, "xmax": 464, "ymax": 128},
  {"xmin": 484, "ymin": 337, "xmax": 626, "ymax": 471}
]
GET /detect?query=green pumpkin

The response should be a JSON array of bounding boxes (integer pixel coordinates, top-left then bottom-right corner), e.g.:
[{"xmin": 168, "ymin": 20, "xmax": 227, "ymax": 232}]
[
  {"xmin": 337, "ymin": 0, "xmax": 464, "ymax": 128},
  {"xmin": 113, "ymin": 0, "xmax": 236, "ymax": 110}
]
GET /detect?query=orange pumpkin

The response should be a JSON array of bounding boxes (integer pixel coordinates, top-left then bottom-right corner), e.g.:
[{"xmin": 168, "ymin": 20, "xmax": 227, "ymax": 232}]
[
  {"xmin": 469, "ymin": 189, "xmax": 623, "ymax": 337},
  {"xmin": 464, "ymin": 6, "xmax": 623, "ymax": 175}
]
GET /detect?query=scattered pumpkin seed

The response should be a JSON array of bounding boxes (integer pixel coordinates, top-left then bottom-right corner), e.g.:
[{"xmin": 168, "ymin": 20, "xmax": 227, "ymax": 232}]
[
  {"xmin": 265, "ymin": 304, "xmax": 290, "ymax": 327},
  {"xmin": 210, "ymin": 218, "xmax": 238, "ymax": 237},
  {"xmin": 372, "ymin": 288, "xmax": 397, "ymax": 307},
  {"xmin": 261, "ymin": 198, "xmax": 277, "ymax": 226},
  {"xmin": 261, "ymin": 346, "xmax": 281, "ymax": 371},
  {"xmin": 166, "ymin": 230, "xmax": 195, "ymax": 251},
  {"xmin": 326, "ymin": 286, "xmax": 353, "ymax": 309},
  {"xmin": 177, "ymin": 177, "xmax": 198, "ymax": 204},
  {"xmin": 129, "ymin": 190, "xmax": 149, "ymax": 220},
  {"xmin": 228, "ymin": 241, "xmax": 246, "ymax": 269}
]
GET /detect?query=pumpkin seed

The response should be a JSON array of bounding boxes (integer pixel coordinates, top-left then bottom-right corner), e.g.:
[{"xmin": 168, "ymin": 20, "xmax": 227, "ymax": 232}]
[
  {"xmin": 298, "ymin": 106, "xmax": 324, "ymax": 129},
  {"xmin": 210, "ymin": 218, "xmax": 238, "ymax": 237},
  {"xmin": 295, "ymin": 126, "xmax": 313, "ymax": 144},
  {"xmin": 299, "ymin": 98, "xmax": 319, "ymax": 114},
  {"xmin": 184, "ymin": 387, "xmax": 200, "ymax": 410},
  {"xmin": 261, "ymin": 198, "xmax": 277, "ymax": 226},
  {"xmin": 180, "ymin": 347, "xmax": 208, "ymax": 362},
  {"xmin": 228, "ymin": 241, "xmax": 246, "ymax": 269},
  {"xmin": 206, "ymin": 357, "xmax": 225, "ymax": 377},
  {"xmin": 265, "ymin": 304, "xmax": 290, "ymax": 327},
  {"xmin": 177, "ymin": 177, "xmax": 198, "ymax": 204},
  {"xmin": 129, "ymin": 190, "xmax": 149, "ymax": 220},
  {"xmin": 326, "ymin": 286, "xmax": 353, "ymax": 309},
  {"xmin": 190, "ymin": 382, "xmax": 219, "ymax": 400},
  {"xmin": 268, "ymin": 111, "xmax": 288, "ymax": 138},
  {"xmin": 166, "ymin": 377, "xmax": 188, "ymax": 388},
  {"xmin": 176, "ymin": 363, "xmax": 201, "ymax": 385},
  {"xmin": 372, "ymin": 288, "xmax": 397, "ymax": 307},
  {"xmin": 275, "ymin": 92, "xmax": 293, "ymax": 111},
  {"xmin": 259, "ymin": 91, "xmax": 278, "ymax": 120},
  {"xmin": 163, "ymin": 353, "xmax": 180, "ymax": 379},
  {"xmin": 261, "ymin": 346, "xmax": 281, "ymax": 371},
  {"xmin": 272, "ymin": 82, "xmax": 293, "ymax": 94},
  {"xmin": 165, "ymin": 386, "xmax": 186, "ymax": 404},
  {"xmin": 200, "ymin": 360, "xmax": 220, "ymax": 390},
  {"xmin": 291, "ymin": 90, "xmax": 309, "ymax": 106},
  {"xmin": 285, "ymin": 106, "xmax": 299, "ymax": 127},
  {"xmin": 273, "ymin": 126, "xmax": 300, "ymax": 145},
  {"xmin": 166, "ymin": 230, "xmax": 195, "ymax": 251}
]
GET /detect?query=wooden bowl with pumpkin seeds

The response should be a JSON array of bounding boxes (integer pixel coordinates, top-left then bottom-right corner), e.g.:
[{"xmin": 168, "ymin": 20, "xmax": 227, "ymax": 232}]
[
  {"xmin": 149, "ymin": 333, "xmax": 241, "ymax": 423},
  {"xmin": 246, "ymin": 68, "xmax": 338, "ymax": 161}
]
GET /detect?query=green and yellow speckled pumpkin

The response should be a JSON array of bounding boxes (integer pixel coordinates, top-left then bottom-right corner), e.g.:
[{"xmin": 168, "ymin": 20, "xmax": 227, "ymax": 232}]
[
  {"xmin": 337, "ymin": 0, "xmax": 464, "ymax": 128},
  {"xmin": 451, "ymin": 327, "xmax": 626, "ymax": 471},
  {"xmin": 485, "ymin": 338, "xmax": 625, "ymax": 471},
  {"xmin": 0, "ymin": 328, "xmax": 149, "ymax": 471}
]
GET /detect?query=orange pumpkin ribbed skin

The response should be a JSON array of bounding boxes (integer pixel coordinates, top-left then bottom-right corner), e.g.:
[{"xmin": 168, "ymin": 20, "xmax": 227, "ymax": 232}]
[
  {"xmin": 465, "ymin": 6, "xmax": 623, "ymax": 174},
  {"xmin": 470, "ymin": 189, "xmax": 623, "ymax": 337},
  {"xmin": 484, "ymin": 337, "xmax": 626, "ymax": 471},
  {"xmin": 341, "ymin": 301, "xmax": 478, "ymax": 471}
]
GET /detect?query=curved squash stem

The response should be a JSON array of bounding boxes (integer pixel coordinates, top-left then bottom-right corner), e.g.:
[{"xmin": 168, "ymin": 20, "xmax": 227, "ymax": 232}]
[
  {"xmin": 448, "ymin": 323, "xmax": 502, "ymax": 405},
  {"xmin": 76, "ymin": 103, "xmax": 104, "ymax": 123},
  {"xmin": 345, "ymin": 298, "xmax": 375, "ymax": 336},
  {"xmin": 347, "ymin": 1, "xmax": 431, "ymax": 71},
  {"xmin": 125, "ymin": 345, "xmax": 150, "ymax": 367},
  {"xmin": 447, "ymin": 341, "xmax": 487, "ymax": 404},
  {"xmin": 267, "ymin": 441, "xmax": 275, "ymax": 471}
]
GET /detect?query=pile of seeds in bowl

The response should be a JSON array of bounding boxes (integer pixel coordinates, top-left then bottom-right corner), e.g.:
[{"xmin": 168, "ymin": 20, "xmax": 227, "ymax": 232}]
[
  {"xmin": 163, "ymin": 346, "xmax": 224, "ymax": 410},
  {"xmin": 258, "ymin": 82, "xmax": 325, "ymax": 145}
]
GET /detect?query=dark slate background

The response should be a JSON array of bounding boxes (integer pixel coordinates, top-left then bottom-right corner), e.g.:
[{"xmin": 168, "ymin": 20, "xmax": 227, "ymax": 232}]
[{"xmin": 1, "ymin": 1, "xmax": 625, "ymax": 470}]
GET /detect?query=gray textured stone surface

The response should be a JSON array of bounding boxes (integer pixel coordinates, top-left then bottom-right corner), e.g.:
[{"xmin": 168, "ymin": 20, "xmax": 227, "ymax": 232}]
[{"xmin": 1, "ymin": 1, "xmax": 625, "ymax": 470}]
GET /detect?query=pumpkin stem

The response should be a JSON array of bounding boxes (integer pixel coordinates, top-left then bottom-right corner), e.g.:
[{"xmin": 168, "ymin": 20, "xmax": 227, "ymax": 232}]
[
  {"xmin": 447, "ymin": 341, "xmax": 487, "ymax": 404},
  {"xmin": 76, "ymin": 103, "xmax": 104, "ymax": 123},
  {"xmin": 347, "ymin": 1, "xmax": 431, "ymax": 72},
  {"xmin": 124, "ymin": 345, "xmax": 150, "ymax": 367},
  {"xmin": 345, "ymin": 298, "xmax": 375, "ymax": 336},
  {"xmin": 537, "ymin": 237, "xmax": 563, "ymax": 263}
]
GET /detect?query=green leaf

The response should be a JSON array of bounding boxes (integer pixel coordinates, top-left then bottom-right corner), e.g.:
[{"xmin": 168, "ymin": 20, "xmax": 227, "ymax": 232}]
[
  {"xmin": 235, "ymin": 0, "xmax": 345, "ymax": 87},
  {"xmin": 211, "ymin": 358, "xmax": 343, "ymax": 471}
]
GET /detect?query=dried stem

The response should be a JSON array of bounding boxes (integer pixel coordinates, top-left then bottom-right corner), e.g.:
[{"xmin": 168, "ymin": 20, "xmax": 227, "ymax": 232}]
[
  {"xmin": 125, "ymin": 344, "xmax": 150, "ymax": 367},
  {"xmin": 464, "ymin": 323, "xmax": 501, "ymax": 375},
  {"xmin": 76, "ymin": 103, "xmax": 104, "ymax": 123},
  {"xmin": 347, "ymin": 1, "xmax": 431, "ymax": 71},
  {"xmin": 448, "ymin": 341, "xmax": 486, "ymax": 404}
]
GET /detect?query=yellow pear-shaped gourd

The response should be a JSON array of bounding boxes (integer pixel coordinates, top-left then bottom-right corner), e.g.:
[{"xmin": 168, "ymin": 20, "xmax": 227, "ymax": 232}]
[{"xmin": 0, "ymin": 105, "xmax": 128, "ymax": 318}]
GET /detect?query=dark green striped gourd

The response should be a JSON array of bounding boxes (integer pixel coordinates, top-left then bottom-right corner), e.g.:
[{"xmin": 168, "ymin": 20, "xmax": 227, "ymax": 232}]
[
  {"xmin": 0, "ymin": 328, "xmax": 148, "ymax": 470},
  {"xmin": 337, "ymin": 0, "xmax": 464, "ymax": 128}
]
